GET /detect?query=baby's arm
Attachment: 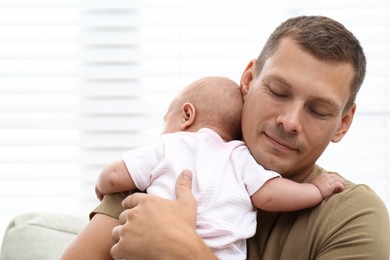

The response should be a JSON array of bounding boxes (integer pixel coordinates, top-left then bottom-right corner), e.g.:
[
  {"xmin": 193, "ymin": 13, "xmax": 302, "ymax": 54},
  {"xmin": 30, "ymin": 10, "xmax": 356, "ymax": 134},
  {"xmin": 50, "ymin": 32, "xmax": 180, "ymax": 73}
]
[
  {"xmin": 95, "ymin": 160, "xmax": 137, "ymax": 200},
  {"xmin": 250, "ymin": 173, "xmax": 344, "ymax": 212}
]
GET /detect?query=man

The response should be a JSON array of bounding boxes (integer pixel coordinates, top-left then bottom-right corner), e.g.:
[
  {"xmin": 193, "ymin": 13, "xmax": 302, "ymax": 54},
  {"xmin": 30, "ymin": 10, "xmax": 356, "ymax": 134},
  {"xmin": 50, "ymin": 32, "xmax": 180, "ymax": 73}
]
[{"xmin": 62, "ymin": 15, "xmax": 390, "ymax": 260}]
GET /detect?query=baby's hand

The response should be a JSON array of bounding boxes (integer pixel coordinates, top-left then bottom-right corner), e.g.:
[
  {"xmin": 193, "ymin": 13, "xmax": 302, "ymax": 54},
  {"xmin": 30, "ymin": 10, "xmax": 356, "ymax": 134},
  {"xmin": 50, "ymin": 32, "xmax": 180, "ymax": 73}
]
[
  {"xmin": 95, "ymin": 185, "xmax": 105, "ymax": 201},
  {"xmin": 310, "ymin": 173, "xmax": 344, "ymax": 199}
]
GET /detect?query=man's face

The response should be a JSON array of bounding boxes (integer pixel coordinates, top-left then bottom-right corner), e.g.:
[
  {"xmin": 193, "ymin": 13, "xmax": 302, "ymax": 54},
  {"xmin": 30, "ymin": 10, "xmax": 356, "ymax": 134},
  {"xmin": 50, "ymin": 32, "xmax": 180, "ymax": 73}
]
[{"xmin": 240, "ymin": 38, "xmax": 356, "ymax": 181}]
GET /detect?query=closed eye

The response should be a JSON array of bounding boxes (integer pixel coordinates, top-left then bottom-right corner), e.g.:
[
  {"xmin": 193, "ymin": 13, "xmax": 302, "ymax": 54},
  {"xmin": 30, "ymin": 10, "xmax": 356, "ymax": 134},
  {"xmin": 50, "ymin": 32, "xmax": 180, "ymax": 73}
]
[
  {"xmin": 307, "ymin": 103, "xmax": 339, "ymax": 119},
  {"xmin": 309, "ymin": 107, "xmax": 331, "ymax": 118},
  {"xmin": 270, "ymin": 88, "xmax": 289, "ymax": 98},
  {"xmin": 264, "ymin": 83, "xmax": 290, "ymax": 99}
]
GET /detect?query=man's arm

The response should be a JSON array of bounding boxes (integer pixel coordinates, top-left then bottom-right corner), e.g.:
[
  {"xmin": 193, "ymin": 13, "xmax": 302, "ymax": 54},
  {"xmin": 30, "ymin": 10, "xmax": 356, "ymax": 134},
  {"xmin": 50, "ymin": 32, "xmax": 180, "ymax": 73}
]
[
  {"xmin": 61, "ymin": 213, "xmax": 120, "ymax": 260},
  {"xmin": 95, "ymin": 160, "xmax": 137, "ymax": 200},
  {"xmin": 110, "ymin": 170, "xmax": 217, "ymax": 260},
  {"xmin": 251, "ymin": 173, "xmax": 344, "ymax": 212}
]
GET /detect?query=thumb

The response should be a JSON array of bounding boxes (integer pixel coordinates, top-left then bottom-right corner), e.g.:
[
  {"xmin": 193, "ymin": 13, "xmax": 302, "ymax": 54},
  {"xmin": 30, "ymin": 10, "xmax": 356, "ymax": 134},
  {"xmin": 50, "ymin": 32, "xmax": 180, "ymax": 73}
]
[
  {"xmin": 175, "ymin": 169, "xmax": 197, "ymax": 228},
  {"xmin": 175, "ymin": 169, "xmax": 195, "ymax": 203}
]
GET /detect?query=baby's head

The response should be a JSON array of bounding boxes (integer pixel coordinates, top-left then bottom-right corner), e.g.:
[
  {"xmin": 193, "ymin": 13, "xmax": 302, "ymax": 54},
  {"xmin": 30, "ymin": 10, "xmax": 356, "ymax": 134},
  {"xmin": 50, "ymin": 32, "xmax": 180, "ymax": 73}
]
[{"xmin": 163, "ymin": 76, "xmax": 243, "ymax": 141}]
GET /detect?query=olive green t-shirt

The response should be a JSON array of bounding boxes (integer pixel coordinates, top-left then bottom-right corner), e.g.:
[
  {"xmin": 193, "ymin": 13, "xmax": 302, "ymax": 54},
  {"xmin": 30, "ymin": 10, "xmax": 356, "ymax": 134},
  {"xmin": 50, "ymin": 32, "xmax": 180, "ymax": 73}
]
[{"xmin": 91, "ymin": 165, "xmax": 390, "ymax": 259}]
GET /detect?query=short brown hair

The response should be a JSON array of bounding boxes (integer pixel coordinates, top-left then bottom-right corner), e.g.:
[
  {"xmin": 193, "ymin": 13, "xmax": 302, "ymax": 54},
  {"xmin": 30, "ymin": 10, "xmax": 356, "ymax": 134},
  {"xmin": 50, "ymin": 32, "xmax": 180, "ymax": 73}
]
[{"xmin": 256, "ymin": 16, "xmax": 366, "ymax": 112}]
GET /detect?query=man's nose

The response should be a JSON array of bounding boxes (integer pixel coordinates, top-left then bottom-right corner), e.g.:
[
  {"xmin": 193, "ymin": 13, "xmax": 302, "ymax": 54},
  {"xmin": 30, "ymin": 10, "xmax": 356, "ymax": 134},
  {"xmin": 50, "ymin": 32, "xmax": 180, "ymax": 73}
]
[{"xmin": 275, "ymin": 104, "xmax": 303, "ymax": 134}]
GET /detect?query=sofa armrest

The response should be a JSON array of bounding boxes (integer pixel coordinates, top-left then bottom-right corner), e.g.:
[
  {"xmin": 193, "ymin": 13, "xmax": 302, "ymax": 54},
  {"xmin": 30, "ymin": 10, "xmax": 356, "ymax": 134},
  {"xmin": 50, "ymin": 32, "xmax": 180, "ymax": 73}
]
[{"xmin": 0, "ymin": 212, "xmax": 88, "ymax": 260}]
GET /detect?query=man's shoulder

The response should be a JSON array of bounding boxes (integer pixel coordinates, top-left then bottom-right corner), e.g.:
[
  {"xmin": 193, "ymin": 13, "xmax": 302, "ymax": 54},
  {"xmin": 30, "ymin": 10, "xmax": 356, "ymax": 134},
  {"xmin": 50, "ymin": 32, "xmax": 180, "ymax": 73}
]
[
  {"xmin": 310, "ymin": 165, "xmax": 388, "ymax": 222},
  {"xmin": 325, "ymin": 180, "xmax": 388, "ymax": 216},
  {"xmin": 253, "ymin": 166, "xmax": 390, "ymax": 259},
  {"xmin": 315, "ymin": 166, "xmax": 384, "ymax": 207}
]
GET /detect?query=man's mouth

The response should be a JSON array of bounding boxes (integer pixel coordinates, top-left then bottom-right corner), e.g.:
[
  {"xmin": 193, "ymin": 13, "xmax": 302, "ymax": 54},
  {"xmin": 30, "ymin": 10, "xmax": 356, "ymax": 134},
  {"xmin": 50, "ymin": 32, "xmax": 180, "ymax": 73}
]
[{"xmin": 264, "ymin": 132, "xmax": 298, "ymax": 152}]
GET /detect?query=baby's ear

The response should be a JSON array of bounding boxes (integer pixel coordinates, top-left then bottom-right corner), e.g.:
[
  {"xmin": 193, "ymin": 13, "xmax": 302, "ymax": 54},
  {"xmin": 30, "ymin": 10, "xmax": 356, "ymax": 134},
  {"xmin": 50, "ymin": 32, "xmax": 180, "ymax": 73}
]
[{"xmin": 181, "ymin": 102, "xmax": 196, "ymax": 130}]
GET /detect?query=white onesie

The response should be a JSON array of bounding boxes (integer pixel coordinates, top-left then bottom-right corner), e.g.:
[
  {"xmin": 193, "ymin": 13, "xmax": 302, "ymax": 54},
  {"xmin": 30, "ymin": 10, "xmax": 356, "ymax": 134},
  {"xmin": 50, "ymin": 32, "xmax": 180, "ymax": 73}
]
[{"xmin": 121, "ymin": 128, "xmax": 280, "ymax": 259}]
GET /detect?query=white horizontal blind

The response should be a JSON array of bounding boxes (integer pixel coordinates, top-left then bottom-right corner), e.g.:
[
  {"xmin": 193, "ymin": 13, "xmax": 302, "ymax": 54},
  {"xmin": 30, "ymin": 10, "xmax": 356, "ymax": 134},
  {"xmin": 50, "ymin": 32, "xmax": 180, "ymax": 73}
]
[{"xmin": 0, "ymin": 0, "xmax": 389, "ymax": 247}]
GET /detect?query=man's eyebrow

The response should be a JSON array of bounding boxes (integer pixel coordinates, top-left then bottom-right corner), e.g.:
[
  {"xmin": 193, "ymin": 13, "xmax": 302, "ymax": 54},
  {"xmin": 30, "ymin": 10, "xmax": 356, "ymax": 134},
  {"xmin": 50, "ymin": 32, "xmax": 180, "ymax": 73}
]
[{"xmin": 263, "ymin": 74, "xmax": 293, "ymax": 88}]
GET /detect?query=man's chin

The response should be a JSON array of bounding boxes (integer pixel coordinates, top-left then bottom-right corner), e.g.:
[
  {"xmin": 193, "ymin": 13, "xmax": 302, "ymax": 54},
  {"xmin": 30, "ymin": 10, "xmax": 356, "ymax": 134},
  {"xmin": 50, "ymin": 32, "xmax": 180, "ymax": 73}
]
[{"xmin": 257, "ymin": 155, "xmax": 291, "ymax": 174}]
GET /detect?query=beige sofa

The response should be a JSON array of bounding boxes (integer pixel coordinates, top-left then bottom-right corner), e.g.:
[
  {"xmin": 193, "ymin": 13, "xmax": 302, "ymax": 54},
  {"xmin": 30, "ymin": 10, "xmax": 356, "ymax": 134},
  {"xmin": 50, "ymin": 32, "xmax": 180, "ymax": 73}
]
[{"xmin": 0, "ymin": 213, "xmax": 87, "ymax": 260}]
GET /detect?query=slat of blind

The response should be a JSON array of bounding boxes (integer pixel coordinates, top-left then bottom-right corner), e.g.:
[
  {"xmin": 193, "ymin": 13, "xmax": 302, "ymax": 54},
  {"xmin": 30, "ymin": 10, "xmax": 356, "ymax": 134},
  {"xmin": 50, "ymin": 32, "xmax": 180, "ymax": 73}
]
[
  {"xmin": 0, "ymin": 96, "xmax": 169, "ymax": 114},
  {"xmin": 0, "ymin": 130, "xmax": 159, "ymax": 148},
  {"xmin": 0, "ymin": 164, "xmax": 80, "ymax": 180},
  {"xmin": 0, "ymin": 114, "xmax": 162, "ymax": 129}
]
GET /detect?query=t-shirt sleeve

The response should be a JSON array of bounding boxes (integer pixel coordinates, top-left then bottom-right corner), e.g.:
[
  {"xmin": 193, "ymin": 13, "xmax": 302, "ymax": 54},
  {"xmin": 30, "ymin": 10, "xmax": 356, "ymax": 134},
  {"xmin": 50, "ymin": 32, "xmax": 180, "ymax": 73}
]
[
  {"xmin": 89, "ymin": 192, "xmax": 128, "ymax": 220},
  {"xmin": 235, "ymin": 146, "xmax": 281, "ymax": 196},
  {"xmin": 316, "ymin": 184, "xmax": 390, "ymax": 260},
  {"xmin": 121, "ymin": 142, "xmax": 163, "ymax": 191},
  {"xmin": 90, "ymin": 142, "xmax": 163, "ymax": 220}
]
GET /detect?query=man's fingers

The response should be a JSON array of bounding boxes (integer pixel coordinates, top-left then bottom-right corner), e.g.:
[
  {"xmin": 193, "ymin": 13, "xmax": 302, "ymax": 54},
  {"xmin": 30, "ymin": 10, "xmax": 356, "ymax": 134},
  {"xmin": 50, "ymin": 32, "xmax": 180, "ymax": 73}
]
[
  {"xmin": 112, "ymin": 224, "xmax": 121, "ymax": 242},
  {"xmin": 110, "ymin": 242, "xmax": 122, "ymax": 260},
  {"xmin": 110, "ymin": 225, "xmax": 124, "ymax": 259},
  {"xmin": 121, "ymin": 170, "xmax": 194, "ymax": 208},
  {"xmin": 175, "ymin": 169, "xmax": 194, "ymax": 202},
  {"xmin": 109, "ymin": 170, "xmax": 199, "ymax": 259},
  {"xmin": 121, "ymin": 192, "xmax": 147, "ymax": 209}
]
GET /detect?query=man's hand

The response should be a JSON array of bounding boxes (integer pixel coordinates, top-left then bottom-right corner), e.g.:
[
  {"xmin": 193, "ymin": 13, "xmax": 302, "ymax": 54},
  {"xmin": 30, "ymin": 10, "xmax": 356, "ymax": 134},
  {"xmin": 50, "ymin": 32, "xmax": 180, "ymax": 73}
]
[
  {"xmin": 110, "ymin": 170, "xmax": 215, "ymax": 260},
  {"xmin": 310, "ymin": 173, "xmax": 344, "ymax": 199}
]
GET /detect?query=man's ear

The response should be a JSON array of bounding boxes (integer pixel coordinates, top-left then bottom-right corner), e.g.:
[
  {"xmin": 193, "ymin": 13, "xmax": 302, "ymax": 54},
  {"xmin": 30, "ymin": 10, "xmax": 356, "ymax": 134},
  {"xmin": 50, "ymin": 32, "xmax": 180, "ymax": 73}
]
[
  {"xmin": 240, "ymin": 59, "xmax": 256, "ymax": 99},
  {"xmin": 332, "ymin": 104, "xmax": 356, "ymax": 143},
  {"xmin": 181, "ymin": 102, "xmax": 196, "ymax": 130}
]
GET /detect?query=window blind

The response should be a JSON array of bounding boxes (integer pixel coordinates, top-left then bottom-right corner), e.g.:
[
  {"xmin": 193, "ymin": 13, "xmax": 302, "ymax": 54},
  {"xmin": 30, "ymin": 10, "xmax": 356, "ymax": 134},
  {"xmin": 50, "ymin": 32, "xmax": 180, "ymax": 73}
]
[{"xmin": 0, "ymin": 0, "xmax": 389, "ymax": 246}]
